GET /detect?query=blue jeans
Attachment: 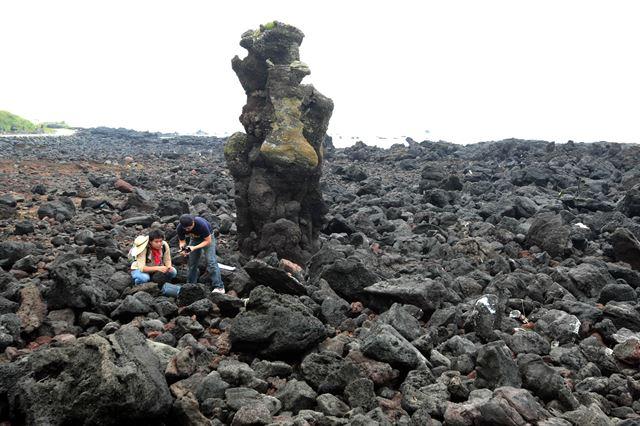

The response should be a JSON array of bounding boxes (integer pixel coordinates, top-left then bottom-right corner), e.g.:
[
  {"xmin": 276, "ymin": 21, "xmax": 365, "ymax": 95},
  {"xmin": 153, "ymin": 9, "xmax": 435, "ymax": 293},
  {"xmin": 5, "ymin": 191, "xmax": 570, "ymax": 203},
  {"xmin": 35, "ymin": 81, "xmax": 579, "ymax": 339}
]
[
  {"xmin": 187, "ymin": 237, "xmax": 223, "ymax": 289},
  {"xmin": 131, "ymin": 267, "xmax": 177, "ymax": 285}
]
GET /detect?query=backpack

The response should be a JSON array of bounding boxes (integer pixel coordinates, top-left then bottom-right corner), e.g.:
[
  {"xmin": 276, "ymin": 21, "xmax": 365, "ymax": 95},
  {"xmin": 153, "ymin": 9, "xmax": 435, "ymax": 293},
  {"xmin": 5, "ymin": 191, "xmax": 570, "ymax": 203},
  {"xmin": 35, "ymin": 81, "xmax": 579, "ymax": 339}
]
[
  {"xmin": 145, "ymin": 243, "xmax": 167, "ymax": 264},
  {"xmin": 127, "ymin": 245, "xmax": 140, "ymax": 264}
]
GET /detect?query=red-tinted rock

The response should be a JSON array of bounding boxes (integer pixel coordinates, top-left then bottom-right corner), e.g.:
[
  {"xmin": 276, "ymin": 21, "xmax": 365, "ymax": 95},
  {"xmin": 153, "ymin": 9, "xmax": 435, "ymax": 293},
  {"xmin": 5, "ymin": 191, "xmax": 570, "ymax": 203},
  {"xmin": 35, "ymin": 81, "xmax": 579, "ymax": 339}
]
[
  {"xmin": 114, "ymin": 179, "xmax": 135, "ymax": 193},
  {"xmin": 17, "ymin": 284, "xmax": 47, "ymax": 334}
]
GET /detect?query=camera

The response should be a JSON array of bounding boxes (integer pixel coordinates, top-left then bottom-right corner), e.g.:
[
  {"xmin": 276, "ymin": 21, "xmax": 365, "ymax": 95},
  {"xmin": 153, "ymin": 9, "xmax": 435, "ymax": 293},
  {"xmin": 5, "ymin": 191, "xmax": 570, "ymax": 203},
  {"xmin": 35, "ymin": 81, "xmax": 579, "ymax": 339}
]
[{"xmin": 180, "ymin": 246, "xmax": 191, "ymax": 254}]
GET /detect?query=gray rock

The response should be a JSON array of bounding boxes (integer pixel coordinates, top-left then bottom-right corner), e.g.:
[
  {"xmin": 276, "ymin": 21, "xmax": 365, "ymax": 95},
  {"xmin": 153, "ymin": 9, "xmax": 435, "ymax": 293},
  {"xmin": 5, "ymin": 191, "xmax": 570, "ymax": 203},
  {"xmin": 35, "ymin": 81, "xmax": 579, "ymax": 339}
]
[
  {"xmin": 74, "ymin": 229, "xmax": 95, "ymax": 246},
  {"xmin": 79, "ymin": 311, "xmax": 110, "ymax": 328},
  {"xmin": 525, "ymin": 212, "xmax": 569, "ymax": 258},
  {"xmin": 13, "ymin": 220, "xmax": 35, "ymax": 235},
  {"xmin": 504, "ymin": 329, "xmax": 551, "ymax": 355},
  {"xmin": 609, "ymin": 228, "xmax": 640, "ymax": 270},
  {"xmin": 378, "ymin": 303, "xmax": 423, "ymax": 341},
  {"xmin": 364, "ymin": 278, "xmax": 450, "ymax": 314},
  {"xmin": 274, "ymin": 379, "xmax": 317, "ymax": 414},
  {"xmin": 110, "ymin": 292, "xmax": 154, "ymax": 319},
  {"xmin": 567, "ymin": 263, "xmax": 611, "ymax": 299},
  {"xmin": 361, "ymin": 323, "xmax": 427, "ymax": 370},
  {"xmin": 320, "ymin": 297, "xmax": 350, "ymax": 327},
  {"xmin": 475, "ymin": 341, "xmax": 521, "ymax": 390},
  {"xmin": 181, "ymin": 298, "xmax": 215, "ymax": 318},
  {"xmin": 536, "ymin": 309, "xmax": 581, "ymax": 344},
  {"xmin": 208, "ymin": 292, "xmax": 245, "ymax": 317},
  {"xmin": 603, "ymin": 301, "xmax": 640, "ymax": 330},
  {"xmin": 217, "ymin": 359, "xmax": 258, "ymax": 387},
  {"xmin": 477, "ymin": 386, "xmax": 551, "ymax": 425},
  {"xmin": 518, "ymin": 354, "xmax": 575, "ymax": 405},
  {"xmin": 613, "ymin": 338, "xmax": 640, "ymax": 365},
  {"xmin": 118, "ymin": 214, "xmax": 159, "ymax": 227},
  {"xmin": 599, "ymin": 283, "xmax": 637, "ymax": 303},
  {"xmin": 230, "ymin": 286, "xmax": 326, "ymax": 358},
  {"xmin": 344, "ymin": 378, "xmax": 377, "ymax": 411},
  {"xmin": 320, "ymin": 257, "xmax": 381, "ymax": 304},
  {"xmin": 251, "ymin": 359, "xmax": 293, "ymax": 379},
  {"xmin": 617, "ymin": 185, "xmax": 640, "ymax": 218},
  {"xmin": 400, "ymin": 370, "xmax": 448, "ymax": 416},
  {"xmin": 231, "ymin": 403, "xmax": 271, "ymax": 426},
  {"xmin": 177, "ymin": 283, "xmax": 207, "ymax": 306},
  {"xmin": 0, "ymin": 241, "xmax": 36, "ymax": 270},
  {"xmin": 561, "ymin": 403, "xmax": 614, "ymax": 426},
  {"xmin": 0, "ymin": 313, "xmax": 20, "ymax": 350},
  {"xmin": 244, "ymin": 259, "xmax": 307, "ymax": 296},
  {"xmin": 1, "ymin": 326, "xmax": 172, "ymax": 424},
  {"xmin": 301, "ymin": 351, "xmax": 363, "ymax": 393},
  {"xmin": 37, "ymin": 197, "xmax": 76, "ymax": 221},
  {"xmin": 224, "ymin": 387, "xmax": 281, "ymax": 415},
  {"xmin": 171, "ymin": 315, "xmax": 205, "ymax": 340},
  {"xmin": 196, "ymin": 371, "xmax": 230, "ymax": 402},
  {"xmin": 47, "ymin": 254, "xmax": 106, "ymax": 310},
  {"xmin": 316, "ymin": 393, "xmax": 350, "ymax": 417}
]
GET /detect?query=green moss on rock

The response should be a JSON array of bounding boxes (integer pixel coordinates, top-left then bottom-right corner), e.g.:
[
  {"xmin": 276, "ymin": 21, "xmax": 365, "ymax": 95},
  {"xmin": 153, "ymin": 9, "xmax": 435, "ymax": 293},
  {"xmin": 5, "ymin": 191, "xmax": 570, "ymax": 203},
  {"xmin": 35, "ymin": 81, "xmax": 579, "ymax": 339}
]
[
  {"xmin": 262, "ymin": 21, "xmax": 277, "ymax": 30},
  {"xmin": 260, "ymin": 97, "xmax": 318, "ymax": 172},
  {"xmin": 225, "ymin": 132, "xmax": 248, "ymax": 158}
]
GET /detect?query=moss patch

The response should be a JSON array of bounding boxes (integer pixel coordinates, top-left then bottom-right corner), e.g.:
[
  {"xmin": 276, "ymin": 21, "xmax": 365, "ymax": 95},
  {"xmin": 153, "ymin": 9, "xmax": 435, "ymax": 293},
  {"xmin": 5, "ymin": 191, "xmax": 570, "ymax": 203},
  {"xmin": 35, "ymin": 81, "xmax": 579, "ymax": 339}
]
[
  {"xmin": 260, "ymin": 96, "xmax": 318, "ymax": 172},
  {"xmin": 224, "ymin": 132, "xmax": 248, "ymax": 160}
]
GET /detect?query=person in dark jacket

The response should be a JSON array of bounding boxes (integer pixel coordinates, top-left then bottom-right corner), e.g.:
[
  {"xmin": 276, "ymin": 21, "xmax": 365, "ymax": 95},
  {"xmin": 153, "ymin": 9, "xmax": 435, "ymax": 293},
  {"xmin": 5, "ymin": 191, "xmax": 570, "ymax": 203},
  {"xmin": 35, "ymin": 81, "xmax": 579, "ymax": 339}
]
[{"xmin": 177, "ymin": 214, "xmax": 224, "ymax": 293}]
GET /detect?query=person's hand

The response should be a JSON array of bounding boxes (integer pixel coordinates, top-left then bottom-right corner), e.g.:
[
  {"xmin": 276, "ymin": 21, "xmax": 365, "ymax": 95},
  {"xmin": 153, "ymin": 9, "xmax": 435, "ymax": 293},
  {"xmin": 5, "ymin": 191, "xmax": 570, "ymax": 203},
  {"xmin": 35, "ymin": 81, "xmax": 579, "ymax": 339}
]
[{"xmin": 158, "ymin": 266, "xmax": 168, "ymax": 273}]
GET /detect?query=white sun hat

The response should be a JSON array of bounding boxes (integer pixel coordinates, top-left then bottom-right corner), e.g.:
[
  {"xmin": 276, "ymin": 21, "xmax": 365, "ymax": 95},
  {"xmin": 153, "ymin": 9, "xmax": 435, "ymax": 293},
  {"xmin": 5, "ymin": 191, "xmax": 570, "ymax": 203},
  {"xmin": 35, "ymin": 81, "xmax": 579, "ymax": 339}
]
[{"xmin": 130, "ymin": 235, "xmax": 149, "ymax": 257}]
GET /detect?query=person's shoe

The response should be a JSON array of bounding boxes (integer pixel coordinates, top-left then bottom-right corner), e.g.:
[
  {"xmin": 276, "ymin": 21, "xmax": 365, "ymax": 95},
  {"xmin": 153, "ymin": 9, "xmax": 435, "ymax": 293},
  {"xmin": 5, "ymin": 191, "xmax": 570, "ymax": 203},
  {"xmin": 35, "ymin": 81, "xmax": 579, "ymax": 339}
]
[{"xmin": 211, "ymin": 287, "xmax": 226, "ymax": 294}]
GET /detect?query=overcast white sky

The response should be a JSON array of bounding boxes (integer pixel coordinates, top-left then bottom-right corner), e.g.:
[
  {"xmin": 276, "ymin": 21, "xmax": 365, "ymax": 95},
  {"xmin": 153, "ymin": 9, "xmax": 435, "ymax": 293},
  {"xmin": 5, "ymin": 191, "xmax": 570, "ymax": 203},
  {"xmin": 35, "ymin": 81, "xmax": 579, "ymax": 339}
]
[{"xmin": 2, "ymin": 1, "xmax": 639, "ymax": 146}]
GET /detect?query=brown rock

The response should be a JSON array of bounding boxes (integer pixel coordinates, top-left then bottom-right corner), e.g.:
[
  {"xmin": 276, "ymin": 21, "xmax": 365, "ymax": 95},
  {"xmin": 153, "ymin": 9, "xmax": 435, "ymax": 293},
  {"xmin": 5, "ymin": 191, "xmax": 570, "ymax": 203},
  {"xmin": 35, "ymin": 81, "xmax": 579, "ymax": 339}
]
[
  {"xmin": 172, "ymin": 394, "xmax": 210, "ymax": 426},
  {"xmin": 35, "ymin": 335, "xmax": 53, "ymax": 345},
  {"xmin": 5, "ymin": 346, "xmax": 30, "ymax": 361},
  {"xmin": 279, "ymin": 258, "xmax": 303, "ymax": 274},
  {"xmin": 232, "ymin": 403, "xmax": 272, "ymax": 426},
  {"xmin": 613, "ymin": 338, "xmax": 640, "ymax": 365},
  {"xmin": 52, "ymin": 334, "xmax": 77, "ymax": 345},
  {"xmin": 214, "ymin": 331, "xmax": 232, "ymax": 356},
  {"xmin": 165, "ymin": 347, "xmax": 196, "ymax": 382},
  {"xmin": 346, "ymin": 350, "xmax": 399, "ymax": 386},
  {"xmin": 123, "ymin": 282, "xmax": 161, "ymax": 297},
  {"xmin": 17, "ymin": 284, "xmax": 47, "ymax": 334},
  {"xmin": 114, "ymin": 179, "xmax": 135, "ymax": 193},
  {"xmin": 147, "ymin": 330, "xmax": 162, "ymax": 339},
  {"xmin": 10, "ymin": 270, "xmax": 30, "ymax": 279}
]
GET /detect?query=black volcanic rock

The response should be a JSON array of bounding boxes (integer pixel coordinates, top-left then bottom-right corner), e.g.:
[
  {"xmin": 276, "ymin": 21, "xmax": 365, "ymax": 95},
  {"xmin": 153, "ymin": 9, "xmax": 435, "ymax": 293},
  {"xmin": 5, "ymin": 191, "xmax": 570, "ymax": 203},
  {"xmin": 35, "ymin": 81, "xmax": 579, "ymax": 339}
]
[
  {"xmin": 37, "ymin": 197, "xmax": 76, "ymax": 221},
  {"xmin": 226, "ymin": 22, "xmax": 333, "ymax": 264},
  {"xmin": 230, "ymin": 286, "xmax": 326, "ymax": 358},
  {"xmin": 2, "ymin": 124, "xmax": 640, "ymax": 425},
  {"xmin": 0, "ymin": 326, "xmax": 172, "ymax": 424}
]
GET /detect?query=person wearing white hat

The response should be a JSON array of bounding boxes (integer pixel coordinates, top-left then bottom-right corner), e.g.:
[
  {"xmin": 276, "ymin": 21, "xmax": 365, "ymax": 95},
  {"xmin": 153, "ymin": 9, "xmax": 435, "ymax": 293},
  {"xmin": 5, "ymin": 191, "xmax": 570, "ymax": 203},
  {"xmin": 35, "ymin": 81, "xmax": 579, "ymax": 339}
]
[{"xmin": 130, "ymin": 229, "xmax": 177, "ymax": 285}]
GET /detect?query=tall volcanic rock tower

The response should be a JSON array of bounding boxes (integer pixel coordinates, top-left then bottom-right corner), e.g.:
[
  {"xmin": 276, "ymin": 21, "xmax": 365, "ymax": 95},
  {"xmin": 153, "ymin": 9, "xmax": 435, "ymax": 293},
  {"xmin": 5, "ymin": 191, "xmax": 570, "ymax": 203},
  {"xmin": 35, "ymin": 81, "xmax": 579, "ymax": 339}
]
[{"xmin": 225, "ymin": 22, "xmax": 334, "ymax": 264}]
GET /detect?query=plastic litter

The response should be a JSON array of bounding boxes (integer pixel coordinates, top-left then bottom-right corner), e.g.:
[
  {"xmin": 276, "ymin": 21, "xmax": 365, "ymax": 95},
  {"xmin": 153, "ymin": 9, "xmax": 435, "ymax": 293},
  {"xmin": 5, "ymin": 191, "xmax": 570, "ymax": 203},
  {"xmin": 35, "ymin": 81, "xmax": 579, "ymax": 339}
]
[
  {"xmin": 509, "ymin": 309, "xmax": 529, "ymax": 324},
  {"xmin": 218, "ymin": 263, "xmax": 236, "ymax": 271},
  {"xmin": 475, "ymin": 295, "xmax": 497, "ymax": 314},
  {"xmin": 161, "ymin": 283, "xmax": 181, "ymax": 297}
]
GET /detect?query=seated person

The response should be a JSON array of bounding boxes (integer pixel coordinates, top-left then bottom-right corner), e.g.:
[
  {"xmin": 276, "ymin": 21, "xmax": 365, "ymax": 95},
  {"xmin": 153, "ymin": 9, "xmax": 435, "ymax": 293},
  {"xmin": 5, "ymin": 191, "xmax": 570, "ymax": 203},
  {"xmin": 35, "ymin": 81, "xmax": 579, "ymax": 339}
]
[{"xmin": 130, "ymin": 229, "xmax": 177, "ymax": 285}]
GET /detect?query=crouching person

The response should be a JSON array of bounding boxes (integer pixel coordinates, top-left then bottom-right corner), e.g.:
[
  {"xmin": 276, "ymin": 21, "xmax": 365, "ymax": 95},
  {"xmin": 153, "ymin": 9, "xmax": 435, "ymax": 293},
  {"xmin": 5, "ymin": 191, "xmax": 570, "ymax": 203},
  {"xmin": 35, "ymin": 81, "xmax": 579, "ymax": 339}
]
[
  {"xmin": 177, "ymin": 214, "xmax": 224, "ymax": 294},
  {"xmin": 130, "ymin": 229, "xmax": 177, "ymax": 285}
]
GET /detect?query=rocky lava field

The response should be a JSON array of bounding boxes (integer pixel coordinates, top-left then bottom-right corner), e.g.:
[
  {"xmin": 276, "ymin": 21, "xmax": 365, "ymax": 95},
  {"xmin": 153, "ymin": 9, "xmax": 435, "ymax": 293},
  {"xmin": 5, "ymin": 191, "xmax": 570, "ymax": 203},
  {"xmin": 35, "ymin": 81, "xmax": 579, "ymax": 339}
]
[{"xmin": 1, "ymin": 128, "xmax": 640, "ymax": 425}]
